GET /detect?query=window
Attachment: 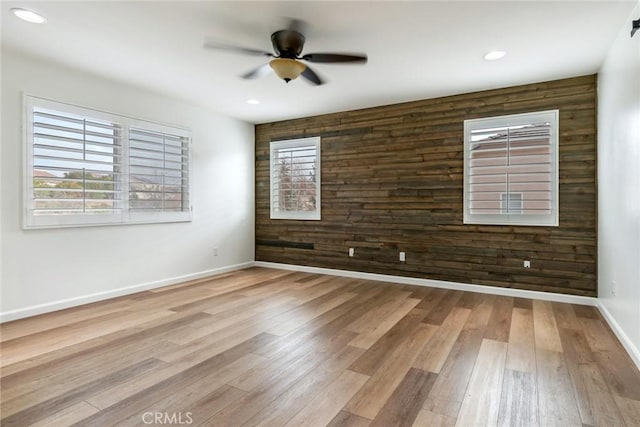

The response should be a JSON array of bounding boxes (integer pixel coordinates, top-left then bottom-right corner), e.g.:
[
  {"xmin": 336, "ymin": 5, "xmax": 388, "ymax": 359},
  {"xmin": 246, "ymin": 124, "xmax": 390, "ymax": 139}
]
[
  {"xmin": 500, "ymin": 193, "xmax": 523, "ymax": 214},
  {"xmin": 128, "ymin": 128, "xmax": 190, "ymax": 217},
  {"xmin": 463, "ymin": 110, "xmax": 558, "ymax": 226},
  {"xmin": 24, "ymin": 96, "xmax": 192, "ymax": 229},
  {"xmin": 270, "ymin": 137, "xmax": 321, "ymax": 220}
]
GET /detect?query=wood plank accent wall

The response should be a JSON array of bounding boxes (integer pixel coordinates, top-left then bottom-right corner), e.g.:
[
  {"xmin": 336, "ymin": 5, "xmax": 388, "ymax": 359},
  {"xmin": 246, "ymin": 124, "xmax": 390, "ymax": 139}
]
[{"xmin": 255, "ymin": 75, "xmax": 597, "ymax": 297}]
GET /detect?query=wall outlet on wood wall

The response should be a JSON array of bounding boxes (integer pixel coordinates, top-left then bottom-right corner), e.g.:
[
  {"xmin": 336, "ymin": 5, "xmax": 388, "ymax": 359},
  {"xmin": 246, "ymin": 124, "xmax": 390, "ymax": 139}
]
[
  {"xmin": 523, "ymin": 260, "xmax": 531, "ymax": 268},
  {"xmin": 399, "ymin": 252, "xmax": 406, "ymax": 262},
  {"xmin": 348, "ymin": 248, "xmax": 354, "ymax": 257}
]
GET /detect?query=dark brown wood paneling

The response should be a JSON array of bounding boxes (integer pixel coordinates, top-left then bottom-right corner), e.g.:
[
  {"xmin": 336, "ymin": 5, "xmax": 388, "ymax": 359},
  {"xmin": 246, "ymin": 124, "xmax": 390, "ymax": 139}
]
[{"xmin": 255, "ymin": 75, "xmax": 598, "ymax": 296}]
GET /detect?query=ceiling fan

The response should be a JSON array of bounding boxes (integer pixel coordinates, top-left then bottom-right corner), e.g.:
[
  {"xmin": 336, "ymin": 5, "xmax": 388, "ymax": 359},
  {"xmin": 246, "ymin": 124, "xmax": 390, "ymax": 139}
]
[{"xmin": 203, "ymin": 19, "xmax": 367, "ymax": 85}]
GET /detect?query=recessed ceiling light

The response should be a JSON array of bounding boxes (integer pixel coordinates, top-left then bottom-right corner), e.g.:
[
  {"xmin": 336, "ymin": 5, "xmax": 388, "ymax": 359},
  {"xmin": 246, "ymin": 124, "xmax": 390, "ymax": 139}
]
[
  {"xmin": 247, "ymin": 99, "xmax": 260, "ymax": 105},
  {"xmin": 484, "ymin": 50, "xmax": 506, "ymax": 61},
  {"xmin": 11, "ymin": 8, "xmax": 47, "ymax": 24}
]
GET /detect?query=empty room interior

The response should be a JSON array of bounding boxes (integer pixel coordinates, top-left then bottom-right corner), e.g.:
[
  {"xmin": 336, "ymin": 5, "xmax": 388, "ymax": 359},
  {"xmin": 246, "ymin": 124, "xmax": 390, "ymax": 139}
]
[{"xmin": 1, "ymin": 1, "xmax": 640, "ymax": 426}]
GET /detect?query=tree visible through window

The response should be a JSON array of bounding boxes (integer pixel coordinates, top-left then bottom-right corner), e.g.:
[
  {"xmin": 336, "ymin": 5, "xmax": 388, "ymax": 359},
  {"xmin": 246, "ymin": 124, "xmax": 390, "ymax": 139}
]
[{"xmin": 270, "ymin": 137, "xmax": 321, "ymax": 220}]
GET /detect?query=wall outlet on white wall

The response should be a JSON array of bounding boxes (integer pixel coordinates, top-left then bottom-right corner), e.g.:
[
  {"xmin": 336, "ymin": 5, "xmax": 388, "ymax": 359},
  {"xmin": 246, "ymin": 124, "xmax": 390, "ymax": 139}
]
[
  {"xmin": 213, "ymin": 247, "xmax": 219, "ymax": 256},
  {"xmin": 612, "ymin": 280, "xmax": 617, "ymax": 296}
]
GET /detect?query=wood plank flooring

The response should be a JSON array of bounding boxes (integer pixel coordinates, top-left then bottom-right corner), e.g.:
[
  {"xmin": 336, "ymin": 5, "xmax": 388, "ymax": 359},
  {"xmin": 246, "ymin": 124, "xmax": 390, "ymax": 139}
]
[{"xmin": 1, "ymin": 267, "xmax": 639, "ymax": 426}]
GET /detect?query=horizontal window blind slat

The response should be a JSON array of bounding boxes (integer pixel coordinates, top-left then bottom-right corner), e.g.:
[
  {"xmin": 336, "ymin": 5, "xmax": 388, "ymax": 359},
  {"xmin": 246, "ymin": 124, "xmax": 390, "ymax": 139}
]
[
  {"xmin": 128, "ymin": 158, "xmax": 184, "ymax": 169},
  {"xmin": 34, "ymin": 155, "xmax": 118, "ymax": 168},
  {"xmin": 129, "ymin": 138, "xmax": 185, "ymax": 150},
  {"xmin": 274, "ymin": 145, "xmax": 317, "ymax": 152},
  {"xmin": 274, "ymin": 153, "xmax": 317, "ymax": 158},
  {"xmin": 129, "ymin": 147, "xmax": 188, "ymax": 159},
  {"xmin": 33, "ymin": 188, "xmax": 120, "ymax": 195},
  {"xmin": 33, "ymin": 166, "xmax": 120, "ymax": 176},
  {"xmin": 34, "ymin": 140, "xmax": 119, "ymax": 153},
  {"xmin": 129, "ymin": 168, "xmax": 186, "ymax": 178},
  {"xmin": 34, "ymin": 122, "xmax": 119, "ymax": 139},
  {"xmin": 33, "ymin": 208, "xmax": 121, "ymax": 212},
  {"xmin": 129, "ymin": 139, "xmax": 166, "ymax": 150},
  {"xmin": 129, "ymin": 172, "xmax": 187, "ymax": 180},
  {"xmin": 34, "ymin": 144, "xmax": 119, "ymax": 158},
  {"xmin": 471, "ymin": 194, "xmax": 550, "ymax": 200},
  {"xmin": 129, "ymin": 161, "xmax": 187, "ymax": 170},
  {"xmin": 130, "ymin": 128, "xmax": 184, "ymax": 141},
  {"xmin": 34, "ymin": 110, "xmax": 119, "ymax": 130},
  {"xmin": 34, "ymin": 133, "xmax": 119, "ymax": 148},
  {"xmin": 34, "ymin": 199, "xmax": 119, "ymax": 205}
]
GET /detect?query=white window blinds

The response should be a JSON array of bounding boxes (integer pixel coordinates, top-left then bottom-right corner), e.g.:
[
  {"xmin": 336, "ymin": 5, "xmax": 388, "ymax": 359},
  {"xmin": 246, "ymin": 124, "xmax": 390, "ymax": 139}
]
[
  {"xmin": 31, "ymin": 107, "xmax": 122, "ymax": 216},
  {"xmin": 464, "ymin": 110, "xmax": 558, "ymax": 226},
  {"xmin": 129, "ymin": 128, "xmax": 190, "ymax": 213},
  {"xmin": 270, "ymin": 137, "xmax": 321, "ymax": 220},
  {"xmin": 25, "ymin": 96, "xmax": 192, "ymax": 229}
]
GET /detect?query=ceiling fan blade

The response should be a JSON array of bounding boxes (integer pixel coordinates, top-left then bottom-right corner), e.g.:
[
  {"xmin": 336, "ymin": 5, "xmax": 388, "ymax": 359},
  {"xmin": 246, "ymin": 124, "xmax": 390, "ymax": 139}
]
[
  {"xmin": 301, "ymin": 66, "xmax": 324, "ymax": 85},
  {"xmin": 301, "ymin": 53, "xmax": 368, "ymax": 64},
  {"xmin": 203, "ymin": 40, "xmax": 273, "ymax": 57},
  {"xmin": 241, "ymin": 63, "xmax": 273, "ymax": 80}
]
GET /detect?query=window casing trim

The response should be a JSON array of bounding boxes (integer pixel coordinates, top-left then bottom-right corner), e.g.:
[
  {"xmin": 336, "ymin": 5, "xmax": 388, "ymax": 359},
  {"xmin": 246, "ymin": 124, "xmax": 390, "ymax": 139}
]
[{"xmin": 23, "ymin": 94, "xmax": 193, "ymax": 229}]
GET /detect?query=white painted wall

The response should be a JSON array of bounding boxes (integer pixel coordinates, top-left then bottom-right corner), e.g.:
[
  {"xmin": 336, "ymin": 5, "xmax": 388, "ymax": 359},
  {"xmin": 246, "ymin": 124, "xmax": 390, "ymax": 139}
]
[
  {"xmin": 597, "ymin": 1, "xmax": 640, "ymax": 364},
  {"xmin": 0, "ymin": 49, "xmax": 255, "ymax": 320}
]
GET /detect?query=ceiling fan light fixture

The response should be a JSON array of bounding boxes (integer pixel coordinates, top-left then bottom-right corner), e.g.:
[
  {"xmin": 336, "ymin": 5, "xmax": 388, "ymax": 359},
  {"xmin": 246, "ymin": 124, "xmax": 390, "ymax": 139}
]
[
  {"xmin": 269, "ymin": 58, "xmax": 306, "ymax": 83},
  {"xmin": 11, "ymin": 8, "xmax": 47, "ymax": 24}
]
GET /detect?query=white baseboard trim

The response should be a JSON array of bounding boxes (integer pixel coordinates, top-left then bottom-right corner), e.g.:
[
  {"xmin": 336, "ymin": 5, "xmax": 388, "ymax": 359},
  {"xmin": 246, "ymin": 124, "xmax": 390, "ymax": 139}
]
[
  {"xmin": 0, "ymin": 261, "xmax": 254, "ymax": 323},
  {"xmin": 253, "ymin": 261, "xmax": 597, "ymax": 306},
  {"xmin": 596, "ymin": 301, "xmax": 640, "ymax": 370}
]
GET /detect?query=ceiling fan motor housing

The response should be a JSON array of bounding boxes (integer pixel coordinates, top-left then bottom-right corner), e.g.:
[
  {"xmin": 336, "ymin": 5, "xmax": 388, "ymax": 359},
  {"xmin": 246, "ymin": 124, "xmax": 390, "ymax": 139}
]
[{"xmin": 271, "ymin": 30, "xmax": 305, "ymax": 58}]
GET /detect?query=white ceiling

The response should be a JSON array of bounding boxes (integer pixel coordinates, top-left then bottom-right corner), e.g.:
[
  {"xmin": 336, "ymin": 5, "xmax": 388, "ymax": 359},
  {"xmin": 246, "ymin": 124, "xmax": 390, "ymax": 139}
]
[{"xmin": 1, "ymin": 1, "xmax": 636, "ymax": 124}]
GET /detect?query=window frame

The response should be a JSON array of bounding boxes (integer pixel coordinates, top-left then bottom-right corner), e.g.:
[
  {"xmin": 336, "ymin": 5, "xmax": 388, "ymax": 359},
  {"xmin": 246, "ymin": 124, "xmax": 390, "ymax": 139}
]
[
  {"xmin": 269, "ymin": 136, "xmax": 321, "ymax": 221},
  {"xmin": 463, "ymin": 110, "xmax": 559, "ymax": 227},
  {"xmin": 23, "ymin": 95, "xmax": 193, "ymax": 229}
]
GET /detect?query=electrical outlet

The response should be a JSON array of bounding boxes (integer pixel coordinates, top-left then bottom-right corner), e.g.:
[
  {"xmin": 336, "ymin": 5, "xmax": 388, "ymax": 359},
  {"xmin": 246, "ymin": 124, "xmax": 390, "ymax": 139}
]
[
  {"xmin": 612, "ymin": 280, "xmax": 617, "ymax": 296},
  {"xmin": 348, "ymin": 248, "xmax": 354, "ymax": 257},
  {"xmin": 213, "ymin": 247, "xmax": 219, "ymax": 256},
  {"xmin": 399, "ymin": 252, "xmax": 406, "ymax": 262},
  {"xmin": 524, "ymin": 260, "xmax": 531, "ymax": 268}
]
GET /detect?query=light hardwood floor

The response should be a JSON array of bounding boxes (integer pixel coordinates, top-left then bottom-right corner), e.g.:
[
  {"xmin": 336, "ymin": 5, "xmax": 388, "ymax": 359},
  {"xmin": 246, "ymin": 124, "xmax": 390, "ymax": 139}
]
[{"xmin": 1, "ymin": 267, "xmax": 639, "ymax": 426}]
